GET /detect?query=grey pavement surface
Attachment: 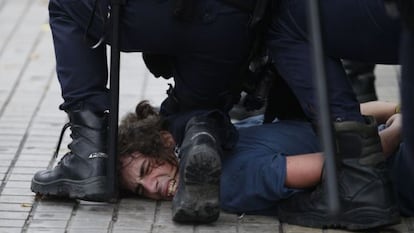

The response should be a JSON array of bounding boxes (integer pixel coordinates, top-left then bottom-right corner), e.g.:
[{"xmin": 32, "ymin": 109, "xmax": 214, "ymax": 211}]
[{"xmin": 0, "ymin": 0, "xmax": 413, "ymax": 232}]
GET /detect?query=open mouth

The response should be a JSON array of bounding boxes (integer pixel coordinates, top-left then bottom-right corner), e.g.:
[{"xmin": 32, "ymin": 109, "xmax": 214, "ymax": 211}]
[{"xmin": 167, "ymin": 179, "xmax": 177, "ymax": 197}]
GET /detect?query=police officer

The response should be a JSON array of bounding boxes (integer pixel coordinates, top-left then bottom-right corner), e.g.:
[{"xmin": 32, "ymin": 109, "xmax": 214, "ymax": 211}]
[
  {"xmin": 265, "ymin": 0, "xmax": 410, "ymax": 229},
  {"xmin": 395, "ymin": 0, "xmax": 414, "ymax": 219},
  {"xmin": 30, "ymin": 0, "xmax": 253, "ymax": 223}
]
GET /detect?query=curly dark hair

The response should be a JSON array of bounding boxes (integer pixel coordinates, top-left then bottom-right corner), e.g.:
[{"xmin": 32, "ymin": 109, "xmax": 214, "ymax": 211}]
[{"xmin": 118, "ymin": 100, "xmax": 178, "ymax": 168}]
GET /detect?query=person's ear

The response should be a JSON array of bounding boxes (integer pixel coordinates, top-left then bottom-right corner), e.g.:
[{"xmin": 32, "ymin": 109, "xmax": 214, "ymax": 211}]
[{"xmin": 160, "ymin": 131, "xmax": 175, "ymax": 149}]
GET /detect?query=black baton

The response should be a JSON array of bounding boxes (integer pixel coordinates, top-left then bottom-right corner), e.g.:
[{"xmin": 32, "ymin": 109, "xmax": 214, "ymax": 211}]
[
  {"xmin": 307, "ymin": 0, "xmax": 340, "ymax": 216},
  {"xmin": 108, "ymin": 0, "xmax": 125, "ymax": 201}
]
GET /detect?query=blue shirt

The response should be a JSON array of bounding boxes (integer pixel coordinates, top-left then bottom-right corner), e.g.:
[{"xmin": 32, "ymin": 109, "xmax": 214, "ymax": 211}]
[
  {"xmin": 220, "ymin": 115, "xmax": 320, "ymax": 214},
  {"xmin": 221, "ymin": 115, "xmax": 414, "ymax": 217}
]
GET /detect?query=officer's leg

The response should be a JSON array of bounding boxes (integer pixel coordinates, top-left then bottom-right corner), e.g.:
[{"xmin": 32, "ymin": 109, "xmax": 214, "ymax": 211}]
[
  {"xmin": 342, "ymin": 61, "xmax": 377, "ymax": 103},
  {"xmin": 267, "ymin": 37, "xmax": 363, "ymax": 123},
  {"xmin": 50, "ymin": 0, "xmax": 110, "ymax": 112},
  {"xmin": 31, "ymin": 0, "xmax": 113, "ymax": 201},
  {"xmin": 396, "ymin": 16, "xmax": 414, "ymax": 216},
  {"xmin": 32, "ymin": 0, "xmax": 176, "ymax": 202},
  {"xmin": 388, "ymin": 143, "xmax": 414, "ymax": 216},
  {"xmin": 156, "ymin": 2, "xmax": 251, "ymax": 223},
  {"xmin": 323, "ymin": 0, "xmax": 399, "ymax": 104},
  {"xmin": 168, "ymin": 63, "xmax": 250, "ymax": 219},
  {"xmin": 268, "ymin": 0, "xmax": 400, "ymax": 229},
  {"xmin": 160, "ymin": 73, "xmax": 241, "ymax": 223},
  {"xmin": 166, "ymin": 53, "xmax": 245, "ymax": 222},
  {"xmin": 113, "ymin": 0, "xmax": 251, "ymax": 220}
]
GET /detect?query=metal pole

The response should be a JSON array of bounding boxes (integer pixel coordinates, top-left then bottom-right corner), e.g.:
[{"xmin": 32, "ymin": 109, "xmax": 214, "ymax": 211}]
[
  {"xmin": 108, "ymin": 0, "xmax": 125, "ymax": 201},
  {"xmin": 306, "ymin": 0, "xmax": 340, "ymax": 216}
]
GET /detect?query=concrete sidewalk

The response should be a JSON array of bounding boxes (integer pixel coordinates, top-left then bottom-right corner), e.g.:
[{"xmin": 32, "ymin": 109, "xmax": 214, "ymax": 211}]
[{"xmin": 0, "ymin": 0, "xmax": 413, "ymax": 232}]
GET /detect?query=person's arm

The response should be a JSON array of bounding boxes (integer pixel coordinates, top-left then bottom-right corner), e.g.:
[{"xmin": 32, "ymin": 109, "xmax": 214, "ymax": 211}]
[
  {"xmin": 285, "ymin": 152, "xmax": 324, "ymax": 188},
  {"xmin": 360, "ymin": 101, "xmax": 399, "ymax": 124},
  {"xmin": 360, "ymin": 101, "xmax": 402, "ymax": 157},
  {"xmin": 285, "ymin": 113, "xmax": 402, "ymax": 188},
  {"xmin": 379, "ymin": 113, "xmax": 402, "ymax": 158}
]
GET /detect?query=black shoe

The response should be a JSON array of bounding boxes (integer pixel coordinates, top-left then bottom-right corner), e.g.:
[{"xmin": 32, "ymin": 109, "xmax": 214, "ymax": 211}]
[
  {"xmin": 277, "ymin": 116, "xmax": 400, "ymax": 230},
  {"xmin": 172, "ymin": 116, "xmax": 221, "ymax": 223},
  {"xmin": 31, "ymin": 110, "xmax": 112, "ymax": 202},
  {"xmin": 343, "ymin": 61, "xmax": 378, "ymax": 103}
]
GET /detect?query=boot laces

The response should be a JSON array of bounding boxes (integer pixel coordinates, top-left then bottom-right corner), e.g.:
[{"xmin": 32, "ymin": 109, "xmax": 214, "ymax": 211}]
[{"xmin": 54, "ymin": 122, "xmax": 72, "ymax": 158}]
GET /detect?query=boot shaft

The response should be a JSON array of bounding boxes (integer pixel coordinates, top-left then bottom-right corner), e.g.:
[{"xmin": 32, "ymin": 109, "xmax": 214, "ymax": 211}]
[
  {"xmin": 67, "ymin": 110, "xmax": 109, "ymax": 160},
  {"xmin": 333, "ymin": 116, "xmax": 397, "ymax": 208},
  {"xmin": 343, "ymin": 61, "xmax": 377, "ymax": 103},
  {"xmin": 334, "ymin": 116, "xmax": 385, "ymax": 165},
  {"xmin": 64, "ymin": 110, "xmax": 109, "ymax": 179},
  {"xmin": 31, "ymin": 109, "xmax": 113, "ymax": 202},
  {"xmin": 338, "ymin": 159, "xmax": 395, "ymax": 209},
  {"xmin": 181, "ymin": 116, "xmax": 221, "ymax": 151}
]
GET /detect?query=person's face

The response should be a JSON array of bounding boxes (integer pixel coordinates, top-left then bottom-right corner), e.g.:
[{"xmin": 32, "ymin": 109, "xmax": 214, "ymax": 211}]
[{"xmin": 120, "ymin": 132, "xmax": 179, "ymax": 200}]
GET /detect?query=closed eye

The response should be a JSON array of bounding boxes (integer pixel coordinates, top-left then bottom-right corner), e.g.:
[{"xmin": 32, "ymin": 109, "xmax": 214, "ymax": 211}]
[
  {"xmin": 141, "ymin": 159, "xmax": 153, "ymax": 177},
  {"xmin": 140, "ymin": 160, "xmax": 148, "ymax": 178},
  {"xmin": 136, "ymin": 159, "xmax": 151, "ymax": 196}
]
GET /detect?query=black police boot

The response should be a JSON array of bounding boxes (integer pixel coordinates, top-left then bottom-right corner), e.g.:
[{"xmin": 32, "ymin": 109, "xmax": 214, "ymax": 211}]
[
  {"xmin": 31, "ymin": 110, "xmax": 111, "ymax": 202},
  {"xmin": 343, "ymin": 61, "xmax": 378, "ymax": 103},
  {"xmin": 172, "ymin": 116, "xmax": 222, "ymax": 223},
  {"xmin": 277, "ymin": 116, "xmax": 400, "ymax": 230}
]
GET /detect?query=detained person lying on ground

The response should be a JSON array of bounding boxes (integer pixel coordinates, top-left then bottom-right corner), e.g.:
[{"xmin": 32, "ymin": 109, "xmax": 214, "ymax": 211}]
[{"xmin": 117, "ymin": 100, "xmax": 411, "ymax": 216}]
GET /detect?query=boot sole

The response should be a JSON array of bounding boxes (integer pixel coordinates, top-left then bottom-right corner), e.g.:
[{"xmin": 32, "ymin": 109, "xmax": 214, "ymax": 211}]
[
  {"xmin": 279, "ymin": 206, "xmax": 400, "ymax": 230},
  {"xmin": 172, "ymin": 144, "xmax": 221, "ymax": 223},
  {"xmin": 31, "ymin": 176, "xmax": 110, "ymax": 202}
]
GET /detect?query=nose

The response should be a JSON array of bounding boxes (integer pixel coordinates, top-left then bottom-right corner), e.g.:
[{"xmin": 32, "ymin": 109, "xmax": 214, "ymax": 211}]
[{"xmin": 138, "ymin": 176, "xmax": 158, "ymax": 197}]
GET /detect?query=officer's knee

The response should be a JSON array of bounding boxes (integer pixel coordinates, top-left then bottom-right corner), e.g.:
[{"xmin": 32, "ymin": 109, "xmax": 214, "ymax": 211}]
[{"xmin": 48, "ymin": 0, "xmax": 64, "ymax": 16}]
